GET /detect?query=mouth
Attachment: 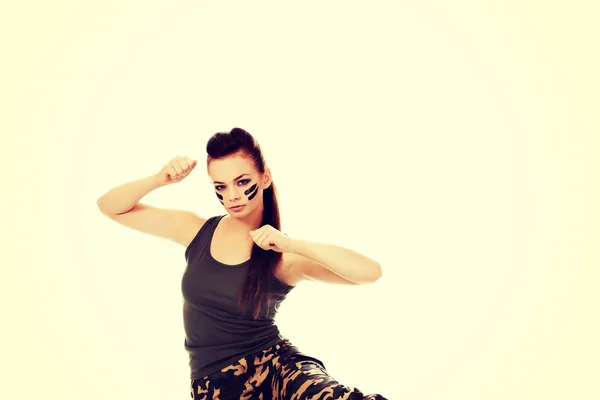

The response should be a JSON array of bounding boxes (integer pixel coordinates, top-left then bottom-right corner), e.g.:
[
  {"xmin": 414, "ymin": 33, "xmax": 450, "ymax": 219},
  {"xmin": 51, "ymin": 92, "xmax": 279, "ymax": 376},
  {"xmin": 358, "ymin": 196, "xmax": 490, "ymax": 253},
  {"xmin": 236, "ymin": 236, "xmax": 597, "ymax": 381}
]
[{"xmin": 230, "ymin": 205, "xmax": 246, "ymax": 210}]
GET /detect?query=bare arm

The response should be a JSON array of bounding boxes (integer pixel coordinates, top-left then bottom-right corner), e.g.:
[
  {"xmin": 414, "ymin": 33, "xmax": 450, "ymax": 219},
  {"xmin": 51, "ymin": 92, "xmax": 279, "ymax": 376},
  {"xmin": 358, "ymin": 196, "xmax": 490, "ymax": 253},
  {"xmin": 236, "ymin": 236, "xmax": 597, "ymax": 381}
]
[
  {"xmin": 96, "ymin": 174, "xmax": 164, "ymax": 215},
  {"xmin": 96, "ymin": 156, "xmax": 205, "ymax": 247}
]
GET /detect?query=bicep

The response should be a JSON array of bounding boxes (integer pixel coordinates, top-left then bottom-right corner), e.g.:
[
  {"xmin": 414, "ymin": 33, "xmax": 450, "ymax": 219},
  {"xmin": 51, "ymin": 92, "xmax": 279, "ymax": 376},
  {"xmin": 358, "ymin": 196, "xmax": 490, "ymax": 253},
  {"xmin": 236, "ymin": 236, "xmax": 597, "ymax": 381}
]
[
  {"xmin": 101, "ymin": 203, "xmax": 206, "ymax": 247},
  {"xmin": 285, "ymin": 253, "xmax": 358, "ymax": 285}
]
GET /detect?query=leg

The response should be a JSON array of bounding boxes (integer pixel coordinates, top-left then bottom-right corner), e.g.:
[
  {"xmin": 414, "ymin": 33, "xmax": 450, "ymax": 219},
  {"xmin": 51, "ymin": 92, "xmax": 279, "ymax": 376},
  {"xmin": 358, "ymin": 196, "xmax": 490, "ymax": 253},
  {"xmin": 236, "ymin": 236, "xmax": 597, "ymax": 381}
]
[
  {"xmin": 190, "ymin": 364, "xmax": 249, "ymax": 400},
  {"xmin": 190, "ymin": 342, "xmax": 285, "ymax": 400},
  {"xmin": 270, "ymin": 353, "xmax": 388, "ymax": 400}
]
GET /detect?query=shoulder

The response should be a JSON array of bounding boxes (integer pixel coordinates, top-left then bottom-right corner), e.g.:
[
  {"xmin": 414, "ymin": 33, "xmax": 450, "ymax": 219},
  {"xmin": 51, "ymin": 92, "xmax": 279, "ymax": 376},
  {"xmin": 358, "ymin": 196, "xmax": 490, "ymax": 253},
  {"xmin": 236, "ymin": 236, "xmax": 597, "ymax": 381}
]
[
  {"xmin": 185, "ymin": 212, "xmax": 210, "ymax": 234},
  {"xmin": 182, "ymin": 213, "xmax": 215, "ymax": 252}
]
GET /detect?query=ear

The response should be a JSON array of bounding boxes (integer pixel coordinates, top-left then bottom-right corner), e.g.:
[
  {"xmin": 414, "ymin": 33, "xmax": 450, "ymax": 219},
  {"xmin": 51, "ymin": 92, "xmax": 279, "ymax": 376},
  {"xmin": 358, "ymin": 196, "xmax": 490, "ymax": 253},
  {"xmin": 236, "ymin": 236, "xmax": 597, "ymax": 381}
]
[{"xmin": 263, "ymin": 168, "xmax": 273, "ymax": 189}]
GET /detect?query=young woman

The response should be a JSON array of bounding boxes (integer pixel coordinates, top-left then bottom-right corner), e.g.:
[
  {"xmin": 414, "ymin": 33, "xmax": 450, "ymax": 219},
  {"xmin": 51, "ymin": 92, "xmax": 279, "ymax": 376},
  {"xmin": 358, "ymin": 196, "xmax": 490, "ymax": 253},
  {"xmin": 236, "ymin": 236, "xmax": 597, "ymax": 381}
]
[{"xmin": 96, "ymin": 127, "xmax": 387, "ymax": 399}]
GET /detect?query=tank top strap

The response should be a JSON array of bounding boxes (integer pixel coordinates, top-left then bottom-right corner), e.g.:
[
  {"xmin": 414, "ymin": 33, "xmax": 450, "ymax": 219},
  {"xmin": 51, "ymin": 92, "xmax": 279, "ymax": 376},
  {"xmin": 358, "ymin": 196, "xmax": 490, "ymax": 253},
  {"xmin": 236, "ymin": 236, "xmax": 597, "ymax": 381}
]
[{"xmin": 184, "ymin": 215, "xmax": 224, "ymax": 263}]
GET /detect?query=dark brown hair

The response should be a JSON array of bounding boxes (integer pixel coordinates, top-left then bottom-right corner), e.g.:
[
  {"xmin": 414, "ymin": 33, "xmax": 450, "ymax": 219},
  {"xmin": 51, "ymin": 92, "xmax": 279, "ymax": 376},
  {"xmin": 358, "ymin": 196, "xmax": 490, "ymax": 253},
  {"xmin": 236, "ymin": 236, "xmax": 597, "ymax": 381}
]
[{"xmin": 206, "ymin": 127, "xmax": 281, "ymax": 320}]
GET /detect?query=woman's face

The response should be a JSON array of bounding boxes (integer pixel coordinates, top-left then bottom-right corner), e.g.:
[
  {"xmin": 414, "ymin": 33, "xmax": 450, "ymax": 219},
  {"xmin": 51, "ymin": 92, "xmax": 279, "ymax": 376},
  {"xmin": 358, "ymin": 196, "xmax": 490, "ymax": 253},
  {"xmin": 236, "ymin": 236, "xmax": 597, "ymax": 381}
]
[{"xmin": 207, "ymin": 152, "xmax": 271, "ymax": 217}]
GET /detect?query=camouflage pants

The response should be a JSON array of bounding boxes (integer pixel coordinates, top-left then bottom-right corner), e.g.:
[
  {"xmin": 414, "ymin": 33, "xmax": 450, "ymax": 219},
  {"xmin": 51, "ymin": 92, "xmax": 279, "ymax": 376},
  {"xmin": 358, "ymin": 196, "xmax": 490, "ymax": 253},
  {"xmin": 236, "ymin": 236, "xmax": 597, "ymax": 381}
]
[{"xmin": 190, "ymin": 340, "xmax": 388, "ymax": 399}]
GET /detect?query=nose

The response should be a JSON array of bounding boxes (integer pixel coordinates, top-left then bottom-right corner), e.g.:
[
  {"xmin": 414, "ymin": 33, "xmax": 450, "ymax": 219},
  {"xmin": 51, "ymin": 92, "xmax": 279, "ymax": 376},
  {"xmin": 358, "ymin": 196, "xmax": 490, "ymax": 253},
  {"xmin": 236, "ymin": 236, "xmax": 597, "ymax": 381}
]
[{"xmin": 228, "ymin": 188, "xmax": 241, "ymax": 202}]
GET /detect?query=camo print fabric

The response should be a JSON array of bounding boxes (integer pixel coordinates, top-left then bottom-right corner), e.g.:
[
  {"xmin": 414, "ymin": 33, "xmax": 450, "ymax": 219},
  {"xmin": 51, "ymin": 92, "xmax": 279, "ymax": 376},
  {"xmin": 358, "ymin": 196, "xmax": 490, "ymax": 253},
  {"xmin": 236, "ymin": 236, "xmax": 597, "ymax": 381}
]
[{"xmin": 190, "ymin": 340, "xmax": 388, "ymax": 400}]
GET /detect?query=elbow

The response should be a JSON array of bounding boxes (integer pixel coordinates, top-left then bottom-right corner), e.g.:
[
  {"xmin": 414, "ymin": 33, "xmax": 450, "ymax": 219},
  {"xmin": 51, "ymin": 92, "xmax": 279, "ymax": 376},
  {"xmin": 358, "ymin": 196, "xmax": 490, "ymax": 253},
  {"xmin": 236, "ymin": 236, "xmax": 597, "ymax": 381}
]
[
  {"xmin": 376, "ymin": 263, "xmax": 383, "ymax": 280},
  {"xmin": 96, "ymin": 198, "xmax": 112, "ymax": 215},
  {"xmin": 370, "ymin": 263, "xmax": 383, "ymax": 283},
  {"xmin": 356, "ymin": 263, "xmax": 382, "ymax": 285}
]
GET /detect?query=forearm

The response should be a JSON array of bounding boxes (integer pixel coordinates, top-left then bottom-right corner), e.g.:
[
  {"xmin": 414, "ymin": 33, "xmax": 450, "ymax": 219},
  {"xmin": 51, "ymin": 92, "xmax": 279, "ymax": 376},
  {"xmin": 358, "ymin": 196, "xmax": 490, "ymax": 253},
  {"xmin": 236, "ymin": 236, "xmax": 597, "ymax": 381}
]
[
  {"xmin": 96, "ymin": 174, "xmax": 163, "ymax": 214},
  {"xmin": 290, "ymin": 239, "xmax": 382, "ymax": 283}
]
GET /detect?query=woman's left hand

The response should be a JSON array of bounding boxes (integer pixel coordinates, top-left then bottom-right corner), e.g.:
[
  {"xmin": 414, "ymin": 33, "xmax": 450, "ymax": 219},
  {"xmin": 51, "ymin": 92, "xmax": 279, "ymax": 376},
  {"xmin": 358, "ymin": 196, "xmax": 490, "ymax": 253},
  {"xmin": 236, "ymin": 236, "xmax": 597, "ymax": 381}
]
[{"xmin": 249, "ymin": 225, "xmax": 296, "ymax": 253}]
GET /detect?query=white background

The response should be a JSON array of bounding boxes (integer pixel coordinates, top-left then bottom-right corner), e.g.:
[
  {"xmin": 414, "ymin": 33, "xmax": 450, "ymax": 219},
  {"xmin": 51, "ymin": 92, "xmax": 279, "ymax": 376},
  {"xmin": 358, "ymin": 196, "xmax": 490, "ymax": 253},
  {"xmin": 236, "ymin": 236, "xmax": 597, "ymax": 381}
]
[{"xmin": 2, "ymin": 1, "xmax": 598, "ymax": 399}]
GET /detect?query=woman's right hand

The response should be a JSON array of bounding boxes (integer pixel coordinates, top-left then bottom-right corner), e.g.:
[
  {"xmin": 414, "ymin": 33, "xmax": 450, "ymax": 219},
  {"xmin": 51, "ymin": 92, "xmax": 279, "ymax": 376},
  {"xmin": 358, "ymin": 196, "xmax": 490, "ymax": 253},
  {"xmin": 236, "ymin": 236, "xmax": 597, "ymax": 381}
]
[{"xmin": 156, "ymin": 156, "xmax": 198, "ymax": 186}]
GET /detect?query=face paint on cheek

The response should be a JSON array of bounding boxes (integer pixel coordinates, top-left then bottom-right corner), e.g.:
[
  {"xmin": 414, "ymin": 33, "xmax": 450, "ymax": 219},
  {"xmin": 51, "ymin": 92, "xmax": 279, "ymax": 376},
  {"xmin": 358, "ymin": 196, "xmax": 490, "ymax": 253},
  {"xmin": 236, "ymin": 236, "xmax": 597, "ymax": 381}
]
[
  {"xmin": 215, "ymin": 192, "xmax": 224, "ymax": 205},
  {"xmin": 245, "ymin": 183, "xmax": 258, "ymax": 201}
]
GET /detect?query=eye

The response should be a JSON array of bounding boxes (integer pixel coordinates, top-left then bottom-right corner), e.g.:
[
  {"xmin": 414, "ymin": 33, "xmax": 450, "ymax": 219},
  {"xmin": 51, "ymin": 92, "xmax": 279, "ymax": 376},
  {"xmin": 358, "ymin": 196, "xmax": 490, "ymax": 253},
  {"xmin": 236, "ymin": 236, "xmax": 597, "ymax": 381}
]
[{"xmin": 215, "ymin": 180, "xmax": 249, "ymax": 191}]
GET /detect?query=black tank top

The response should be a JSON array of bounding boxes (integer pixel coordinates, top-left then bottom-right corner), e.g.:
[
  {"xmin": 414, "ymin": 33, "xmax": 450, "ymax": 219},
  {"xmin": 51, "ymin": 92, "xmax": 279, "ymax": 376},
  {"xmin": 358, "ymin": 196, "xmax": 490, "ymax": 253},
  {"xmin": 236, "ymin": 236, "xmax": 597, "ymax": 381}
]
[{"xmin": 181, "ymin": 215, "xmax": 299, "ymax": 380}]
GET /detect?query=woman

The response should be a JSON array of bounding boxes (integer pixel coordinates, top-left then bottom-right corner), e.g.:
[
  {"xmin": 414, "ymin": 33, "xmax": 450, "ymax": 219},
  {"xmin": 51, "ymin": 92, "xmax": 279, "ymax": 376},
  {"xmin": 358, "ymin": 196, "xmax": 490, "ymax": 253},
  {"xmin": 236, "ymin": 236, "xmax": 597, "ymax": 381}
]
[{"xmin": 96, "ymin": 127, "xmax": 387, "ymax": 399}]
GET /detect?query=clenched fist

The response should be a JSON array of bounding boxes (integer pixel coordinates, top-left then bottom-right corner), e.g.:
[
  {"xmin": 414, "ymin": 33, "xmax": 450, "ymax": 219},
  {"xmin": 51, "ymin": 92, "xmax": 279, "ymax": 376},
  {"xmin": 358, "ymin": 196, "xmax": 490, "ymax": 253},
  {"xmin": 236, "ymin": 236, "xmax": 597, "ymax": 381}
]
[{"xmin": 156, "ymin": 156, "xmax": 197, "ymax": 186}]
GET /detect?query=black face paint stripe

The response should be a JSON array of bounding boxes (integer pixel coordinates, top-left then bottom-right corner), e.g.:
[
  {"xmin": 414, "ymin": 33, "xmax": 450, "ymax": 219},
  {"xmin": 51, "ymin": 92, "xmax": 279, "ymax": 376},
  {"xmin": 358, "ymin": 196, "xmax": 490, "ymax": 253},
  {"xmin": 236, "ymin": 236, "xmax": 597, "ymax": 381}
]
[
  {"xmin": 244, "ymin": 183, "xmax": 257, "ymax": 196},
  {"xmin": 216, "ymin": 192, "xmax": 223, "ymax": 200},
  {"xmin": 248, "ymin": 184, "xmax": 258, "ymax": 200}
]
